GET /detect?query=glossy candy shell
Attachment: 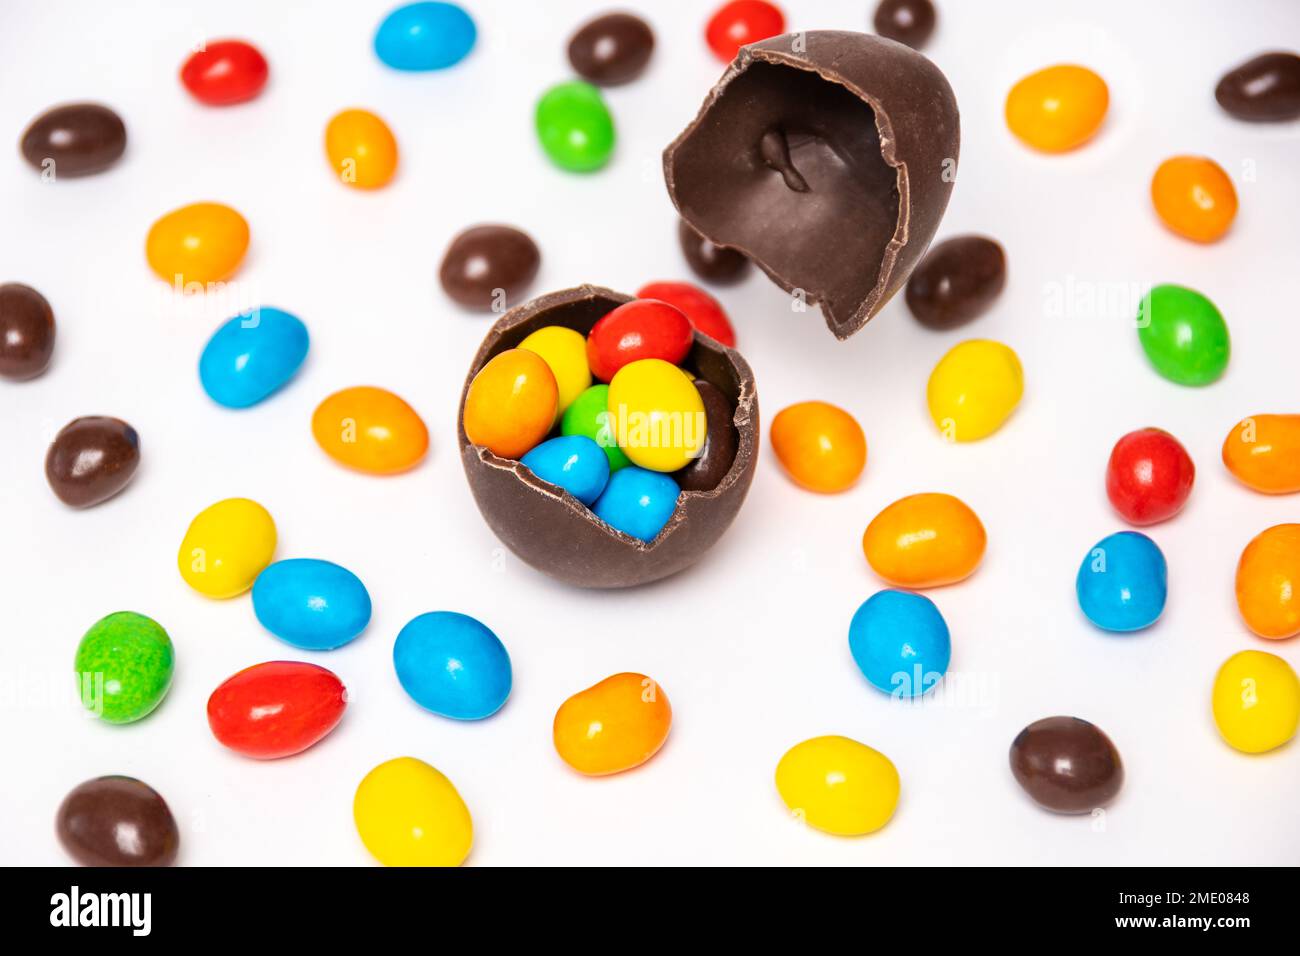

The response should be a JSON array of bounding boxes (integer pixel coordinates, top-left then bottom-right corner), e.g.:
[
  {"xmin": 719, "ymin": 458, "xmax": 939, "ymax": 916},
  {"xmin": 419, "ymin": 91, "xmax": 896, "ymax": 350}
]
[
  {"xmin": 848, "ymin": 590, "xmax": 951, "ymax": 697},
  {"xmin": 862, "ymin": 493, "xmax": 986, "ymax": 588},
  {"xmin": 1222, "ymin": 414, "xmax": 1300, "ymax": 494},
  {"xmin": 312, "ymin": 386, "xmax": 429, "ymax": 474},
  {"xmin": 1211, "ymin": 651, "xmax": 1300, "ymax": 753},
  {"xmin": 353, "ymin": 757, "xmax": 473, "ymax": 866},
  {"xmin": 252, "ymin": 559, "xmax": 372, "ymax": 650},
  {"xmin": 374, "ymin": 2, "xmax": 476, "ymax": 71},
  {"xmin": 57, "ymin": 776, "xmax": 179, "ymax": 867},
  {"xmin": 1075, "ymin": 531, "xmax": 1167, "ymax": 632},
  {"xmin": 1235, "ymin": 524, "xmax": 1300, "ymax": 639},
  {"xmin": 180, "ymin": 40, "xmax": 269, "ymax": 105},
  {"xmin": 553, "ymin": 672, "xmax": 672, "ymax": 775},
  {"xmin": 207, "ymin": 661, "xmax": 347, "ymax": 759},
  {"xmin": 177, "ymin": 497, "xmax": 277, "ymax": 598},
  {"xmin": 199, "ymin": 307, "xmax": 309, "ymax": 408},
  {"xmin": 74, "ymin": 612, "xmax": 174, "ymax": 724},
  {"xmin": 775, "ymin": 735, "xmax": 900, "ymax": 836},
  {"xmin": 393, "ymin": 612, "xmax": 512, "ymax": 720}
]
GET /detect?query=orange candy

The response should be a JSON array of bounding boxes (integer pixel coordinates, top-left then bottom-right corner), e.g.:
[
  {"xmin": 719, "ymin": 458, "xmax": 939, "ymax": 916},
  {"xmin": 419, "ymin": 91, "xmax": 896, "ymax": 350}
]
[
  {"xmin": 312, "ymin": 385, "xmax": 429, "ymax": 474},
  {"xmin": 1005, "ymin": 65, "xmax": 1109, "ymax": 153},
  {"xmin": 862, "ymin": 492, "xmax": 987, "ymax": 588},
  {"xmin": 1151, "ymin": 156, "xmax": 1237, "ymax": 243},
  {"xmin": 145, "ymin": 201, "xmax": 249, "ymax": 287},
  {"xmin": 1235, "ymin": 524, "xmax": 1300, "ymax": 640},
  {"xmin": 1222, "ymin": 414, "xmax": 1300, "ymax": 494},
  {"xmin": 770, "ymin": 401, "xmax": 867, "ymax": 493},
  {"xmin": 462, "ymin": 349, "xmax": 558, "ymax": 460},
  {"xmin": 325, "ymin": 108, "xmax": 399, "ymax": 189},
  {"xmin": 553, "ymin": 672, "xmax": 672, "ymax": 776}
]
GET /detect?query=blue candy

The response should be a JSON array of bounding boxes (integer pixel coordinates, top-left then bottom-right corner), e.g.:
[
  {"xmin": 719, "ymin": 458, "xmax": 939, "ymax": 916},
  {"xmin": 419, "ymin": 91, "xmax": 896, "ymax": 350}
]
[
  {"xmin": 1076, "ymin": 531, "xmax": 1167, "ymax": 632},
  {"xmin": 374, "ymin": 2, "xmax": 476, "ymax": 71},
  {"xmin": 199, "ymin": 306, "xmax": 309, "ymax": 408},
  {"xmin": 591, "ymin": 466, "xmax": 680, "ymax": 542},
  {"xmin": 393, "ymin": 611, "xmax": 511, "ymax": 720},
  {"xmin": 521, "ymin": 435, "xmax": 610, "ymax": 505},
  {"xmin": 252, "ymin": 559, "xmax": 372, "ymax": 650},
  {"xmin": 848, "ymin": 590, "xmax": 951, "ymax": 698}
]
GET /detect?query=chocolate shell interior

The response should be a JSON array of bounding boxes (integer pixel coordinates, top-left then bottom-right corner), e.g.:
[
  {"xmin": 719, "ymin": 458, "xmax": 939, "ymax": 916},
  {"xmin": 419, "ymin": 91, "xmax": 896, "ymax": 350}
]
[{"xmin": 457, "ymin": 285, "xmax": 759, "ymax": 589}]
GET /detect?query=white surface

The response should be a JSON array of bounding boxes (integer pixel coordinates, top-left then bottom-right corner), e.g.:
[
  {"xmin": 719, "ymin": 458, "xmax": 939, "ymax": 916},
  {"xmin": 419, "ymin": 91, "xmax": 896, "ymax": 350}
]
[{"xmin": 2, "ymin": 0, "xmax": 1298, "ymax": 866}]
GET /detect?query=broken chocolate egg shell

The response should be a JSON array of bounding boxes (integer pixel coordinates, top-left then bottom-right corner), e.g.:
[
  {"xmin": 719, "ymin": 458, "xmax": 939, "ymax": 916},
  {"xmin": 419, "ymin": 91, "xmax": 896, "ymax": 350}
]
[
  {"xmin": 458, "ymin": 285, "xmax": 759, "ymax": 589},
  {"xmin": 663, "ymin": 30, "xmax": 960, "ymax": 340}
]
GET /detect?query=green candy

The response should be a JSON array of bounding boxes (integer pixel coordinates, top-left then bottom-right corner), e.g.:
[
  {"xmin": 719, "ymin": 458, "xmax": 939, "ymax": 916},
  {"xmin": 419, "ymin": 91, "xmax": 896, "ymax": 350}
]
[
  {"xmin": 74, "ymin": 611, "xmax": 174, "ymax": 724},
  {"xmin": 562, "ymin": 384, "xmax": 630, "ymax": 471},
  {"xmin": 1137, "ymin": 284, "xmax": 1230, "ymax": 386},
  {"xmin": 535, "ymin": 81, "xmax": 615, "ymax": 172}
]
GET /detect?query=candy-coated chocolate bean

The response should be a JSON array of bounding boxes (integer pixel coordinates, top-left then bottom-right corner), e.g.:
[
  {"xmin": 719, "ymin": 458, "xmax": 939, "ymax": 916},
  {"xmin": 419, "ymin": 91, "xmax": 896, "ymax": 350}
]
[
  {"xmin": 462, "ymin": 349, "xmax": 557, "ymax": 459},
  {"xmin": 554, "ymin": 672, "xmax": 671, "ymax": 775},
  {"xmin": 20, "ymin": 103, "xmax": 126, "ymax": 177},
  {"xmin": 439, "ymin": 224, "xmax": 540, "ymax": 311},
  {"xmin": 676, "ymin": 220, "xmax": 749, "ymax": 286},
  {"xmin": 862, "ymin": 493, "xmax": 986, "ymax": 588},
  {"xmin": 178, "ymin": 497, "xmax": 277, "ymax": 598},
  {"xmin": 521, "ymin": 435, "xmax": 610, "ymax": 505},
  {"xmin": 353, "ymin": 757, "xmax": 473, "ymax": 866},
  {"xmin": 592, "ymin": 466, "xmax": 680, "ymax": 541},
  {"xmin": 1075, "ymin": 531, "xmax": 1167, "ymax": 632},
  {"xmin": 312, "ymin": 385, "xmax": 429, "ymax": 474},
  {"xmin": 606, "ymin": 358, "xmax": 706, "ymax": 472},
  {"xmin": 252, "ymin": 559, "xmax": 372, "ymax": 650},
  {"xmin": 1137, "ymin": 284, "xmax": 1229, "ymax": 386},
  {"xmin": 535, "ymin": 81, "xmax": 615, "ymax": 172},
  {"xmin": 57, "ymin": 776, "xmax": 179, "ymax": 867},
  {"xmin": 1216, "ymin": 52, "xmax": 1300, "ymax": 122},
  {"xmin": 180, "ymin": 40, "xmax": 269, "ymax": 105},
  {"xmin": 393, "ymin": 612, "xmax": 511, "ymax": 720},
  {"xmin": 207, "ymin": 661, "xmax": 347, "ymax": 759},
  {"xmin": 849, "ymin": 590, "xmax": 950, "ymax": 697},
  {"xmin": 1005, "ymin": 65, "xmax": 1108, "ymax": 153},
  {"xmin": 519, "ymin": 325, "xmax": 590, "ymax": 414},
  {"xmin": 1009, "ymin": 717, "xmax": 1123, "ymax": 813},
  {"xmin": 587, "ymin": 300, "xmax": 693, "ymax": 381},
  {"xmin": 325, "ymin": 109, "xmax": 398, "ymax": 189},
  {"xmin": 45, "ymin": 416, "xmax": 140, "ymax": 508},
  {"xmin": 199, "ymin": 307, "xmax": 309, "ymax": 408},
  {"xmin": 0, "ymin": 282, "xmax": 55, "ymax": 380},
  {"xmin": 1222, "ymin": 414, "xmax": 1300, "ymax": 494},
  {"xmin": 1105, "ymin": 427, "xmax": 1195, "ymax": 525},
  {"xmin": 374, "ymin": 2, "xmax": 476, "ymax": 71},
  {"xmin": 905, "ymin": 235, "xmax": 1006, "ymax": 330},
  {"xmin": 1235, "ymin": 524, "xmax": 1300, "ymax": 639},
  {"xmin": 705, "ymin": 0, "xmax": 785, "ymax": 62},
  {"xmin": 561, "ymin": 383, "xmax": 630, "ymax": 471},
  {"xmin": 568, "ymin": 12, "xmax": 654, "ymax": 86},
  {"xmin": 770, "ymin": 401, "xmax": 867, "ymax": 493},
  {"xmin": 927, "ymin": 339, "xmax": 1023, "ymax": 441},
  {"xmin": 74, "ymin": 611, "xmax": 174, "ymax": 724},
  {"xmin": 775, "ymin": 735, "xmax": 899, "ymax": 836},
  {"xmin": 873, "ymin": 0, "xmax": 936, "ymax": 49},
  {"xmin": 1212, "ymin": 651, "xmax": 1300, "ymax": 754},
  {"xmin": 146, "ymin": 202, "xmax": 249, "ymax": 287},
  {"xmin": 637, "ymin": 280, "xmax": 737, "ymax": 347},
  {"xmin": 1151, "ymin": 156, "xmax": 1237, "ymax": 243},
  {"xmin": 676, "ymin": 380, "xmax": 738, "ymax": 492}
]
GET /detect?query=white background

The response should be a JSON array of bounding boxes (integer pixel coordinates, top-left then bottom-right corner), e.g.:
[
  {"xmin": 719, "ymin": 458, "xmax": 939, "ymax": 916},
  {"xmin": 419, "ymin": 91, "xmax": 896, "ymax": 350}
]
[{"xmin": 2, "ymin": 0, "xmax": 1297, "ymax": 866}]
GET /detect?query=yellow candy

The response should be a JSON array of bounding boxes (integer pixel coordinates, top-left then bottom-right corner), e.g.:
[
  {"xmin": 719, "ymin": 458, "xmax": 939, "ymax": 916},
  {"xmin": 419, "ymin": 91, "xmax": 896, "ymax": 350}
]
[
  {"xmin": 1211, "ymin": 651, "xmax": 1300, "ymax": 754},
  {"xmin": 606, "ymin": 358, "xmax": 706, "ymax": 472},
  {"xmin": 353, "ymin": 757, "xmax": 473, "ymax": 867},
  {"xmin": 519, "ymin": 326, "xmax": 591, "ymax": 416},
  {"xmin": 177, "ymin": 497, "xmax": 277, "ymax": 598},
  {"xmin": 775, "ymin": 735, "xmax": 900, "ymax": 836},
  {"xmin": 927, "ymin": 339, "xmax": 1024, "ymax": 442}
]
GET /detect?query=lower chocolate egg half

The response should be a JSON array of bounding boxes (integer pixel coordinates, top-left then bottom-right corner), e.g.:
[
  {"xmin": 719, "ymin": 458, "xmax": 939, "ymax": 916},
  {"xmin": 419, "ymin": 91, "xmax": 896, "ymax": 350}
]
[{"xmin": 458, "ymin": 285, "xmax": 759, "ymax": 588}]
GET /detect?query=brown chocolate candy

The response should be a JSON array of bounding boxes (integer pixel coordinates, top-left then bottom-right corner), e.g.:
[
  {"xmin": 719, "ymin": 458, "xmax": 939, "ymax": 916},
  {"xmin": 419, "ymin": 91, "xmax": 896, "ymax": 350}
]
[
  {"xmin": 46, "ymin": 416, "xmax": 141, "ymax": 508},
  {"xmin": 439, "ymin": 224, "xmax": 541, "ymax": 311},
  {"xmin": 567, "ymin": 12, "xmax": 655, "ymax": 86},
  {"xmin": 1215, "ymin": 52, "xmax": 1300, "ymax": 122},
  {"xmin": 56, "ymin": 775, "xmax": 179, "ymax": 867},
  {"xmin": 20, "ymin": 103, "xmax": 126, "ymax": 177},
  {"xmin": 873, "ymin": 0, "xmax": 936, "ymax": 50},
  {"xmin": 0, "ymin": 282, "xmax": 55, "ymax": 380},
  {"xmin": 459, "ymin": 286, "xmax": 758, "ymax": 588},
  {"xmin": 1009, "ymin": 716, "xmax": 1124, "ymax": 814},
  {"xmin": 905, "ymin": 234, "xmax": 1005, "ymax": 329},
  {"xmin": 677, "ymin": 380, "xmax": 739, "ymax": 492},
  {"xmin": 679, "ymin": 219, "xmax": 750, "ymax": 285},
  {"xmin": 664, "ymin": 31, "xmax": 960, "ymax": 340}
]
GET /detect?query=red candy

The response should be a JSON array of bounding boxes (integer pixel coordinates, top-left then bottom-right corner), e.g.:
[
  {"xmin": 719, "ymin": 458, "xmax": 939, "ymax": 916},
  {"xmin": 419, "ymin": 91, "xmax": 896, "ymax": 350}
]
[
  {"xmin": 637, "ymin": 281, "xmax": 737, "ymax": 347},
  {"xmin": 180, "ymin": 40, "xmax": 270, "ymax": 106},
  {"xmin": 207, "ymin": 661, "xmax": 346, "ymax": 759},
  {"xmin": 706, "ymin": 1, "xmax": 785, "ymax": 62},
  {"xmin": 586, "ymin": 299, "xmax": 694, "ymax": 382},
  {"xmin": 1105, "ymin": 427, "xmax": 1195, "ymax": 525}
]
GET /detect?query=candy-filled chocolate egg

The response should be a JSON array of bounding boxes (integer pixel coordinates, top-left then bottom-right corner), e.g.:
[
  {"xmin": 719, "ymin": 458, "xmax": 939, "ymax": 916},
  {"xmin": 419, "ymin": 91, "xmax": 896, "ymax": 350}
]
[{"xmin": 665, "ymin": 31, "xmax": 959, "ymax": 339}]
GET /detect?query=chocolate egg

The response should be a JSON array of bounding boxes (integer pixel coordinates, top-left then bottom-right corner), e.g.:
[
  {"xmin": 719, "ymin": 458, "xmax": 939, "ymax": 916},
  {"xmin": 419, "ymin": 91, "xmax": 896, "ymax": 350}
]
[
  {"xmin": 458, "ymin": 286, "xmax": 758, "ymax": 588},
  {"xmin": 664, "ymin": 30, "xmax": 960, "ymax": 340},
  {"xmin": 45, "ymin": 416, "xmax": 141, "ymax": 507},
  {"xmin": 20, "ymin": 103, "xmax": 126, "ymax": 177},
  {"xmin": 0, "ymin": 282, "xmax": 55, "ymax": 380},
  {"xmin": 56, "ymin": 775, "xmax": 179, "ymax": 866}
]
